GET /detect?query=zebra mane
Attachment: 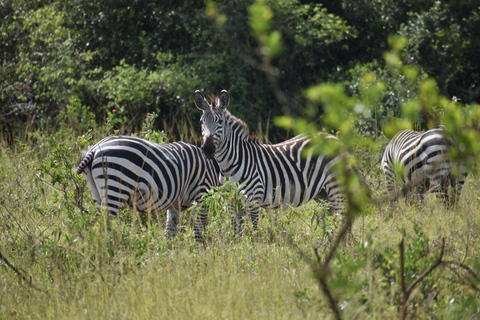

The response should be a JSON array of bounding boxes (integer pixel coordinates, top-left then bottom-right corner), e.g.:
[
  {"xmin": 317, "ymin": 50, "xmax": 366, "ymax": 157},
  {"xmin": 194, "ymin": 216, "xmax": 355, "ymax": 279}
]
[
  {"xmin": 208, "ymin": 94, "xmax": 260, "ymax": 143},
  {"xmin": 208, "ymin": 94, "xmax": 219, "ymax": 109},
  {"xmin": 229, "ymin": 112, "xmax": 260, "ymax": 142}
]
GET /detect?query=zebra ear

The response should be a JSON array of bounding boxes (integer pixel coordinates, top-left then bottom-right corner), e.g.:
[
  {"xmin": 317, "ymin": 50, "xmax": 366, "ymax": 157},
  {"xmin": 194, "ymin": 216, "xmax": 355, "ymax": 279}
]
[
  {"xmin": 219, "ymin": 90, "xmax": 229, "ymax": 110},
  {"xmin": 194, "ymin": 90, "xmax": 209, "ymax": 111}
]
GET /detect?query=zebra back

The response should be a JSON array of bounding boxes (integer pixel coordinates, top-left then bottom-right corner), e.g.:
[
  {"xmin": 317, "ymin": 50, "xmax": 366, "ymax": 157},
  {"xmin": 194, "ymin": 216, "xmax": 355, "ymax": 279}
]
[
  {"xmin": 76, "ymin": 136, "xmax": 221, "ymax": 214},
  {"xmin": 381, "ymin": 127, "xmax": 467, "ymax": 200}
]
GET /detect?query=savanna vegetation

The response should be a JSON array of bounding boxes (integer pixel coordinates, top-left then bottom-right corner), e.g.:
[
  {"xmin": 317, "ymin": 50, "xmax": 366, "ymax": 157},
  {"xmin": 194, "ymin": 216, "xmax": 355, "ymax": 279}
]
[{"xmin": 1, "ymin": 0, "xmax": 480, "ymax": 318}]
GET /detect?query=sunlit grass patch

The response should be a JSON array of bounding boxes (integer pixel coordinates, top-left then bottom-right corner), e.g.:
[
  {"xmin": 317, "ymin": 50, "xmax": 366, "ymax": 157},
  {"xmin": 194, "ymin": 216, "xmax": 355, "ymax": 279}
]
[{"xmin": 0, "ymin": 132, "xmax": 479, "ymax": 319}]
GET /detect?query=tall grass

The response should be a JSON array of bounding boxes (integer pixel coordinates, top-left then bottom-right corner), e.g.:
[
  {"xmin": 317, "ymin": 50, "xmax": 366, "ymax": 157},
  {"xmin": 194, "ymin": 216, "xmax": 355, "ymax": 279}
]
[{"xmin": 0, "ymin": 123, "xmax": 479, "ymax": 319}]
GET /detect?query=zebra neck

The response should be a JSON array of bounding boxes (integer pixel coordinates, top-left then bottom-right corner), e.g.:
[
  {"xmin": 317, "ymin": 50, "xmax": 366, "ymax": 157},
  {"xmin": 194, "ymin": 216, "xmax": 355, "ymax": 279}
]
[{"xmin": 215, "ymin": 120, "xmax": 256, "ymax": 179}]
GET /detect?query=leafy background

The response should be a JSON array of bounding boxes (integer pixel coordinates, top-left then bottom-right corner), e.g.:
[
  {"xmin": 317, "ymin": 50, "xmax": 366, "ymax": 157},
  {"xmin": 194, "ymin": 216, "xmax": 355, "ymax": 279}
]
[{"xmin": 2, "ymin": 0, "xmax": 479, "ymax": 142}]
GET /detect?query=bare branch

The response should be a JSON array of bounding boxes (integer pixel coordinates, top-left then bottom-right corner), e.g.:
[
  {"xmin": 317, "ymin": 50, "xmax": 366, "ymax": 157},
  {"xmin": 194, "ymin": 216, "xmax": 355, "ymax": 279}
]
[
  {"xmin": 443, "ymin": 260, "xmax": 480, "ymax": 292},
  {"xmin": 318, "ymin": 272, "xmax": 342, "ymax": 320},
  {"xmin": 399, "ymin": 239, "xmax": 406, "ymax": 295},
  {"xmin": 399, "ymin": 238, "xmax": 446, "ymax": 319},
  {"xmin": 406, "ymin": 238, "xmax": 445, "ymax": 294},
  {"xmin": 322, "ymin": 217, "xmax": 354, "ymax": 267},
  {"xmin": 286, "ymin": 235, "xmax": 342, "ymax": 319},
  {"xmin": 0, "ymin": 249, "xmax": 45, "ymax": 293}
]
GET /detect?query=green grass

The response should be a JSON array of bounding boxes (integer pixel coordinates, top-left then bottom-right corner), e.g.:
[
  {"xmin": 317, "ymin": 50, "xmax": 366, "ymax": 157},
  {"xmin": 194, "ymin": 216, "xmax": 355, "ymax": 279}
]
[{"xmin": 0, "ymin": 131, "xmax": 479, "ymax": 319}]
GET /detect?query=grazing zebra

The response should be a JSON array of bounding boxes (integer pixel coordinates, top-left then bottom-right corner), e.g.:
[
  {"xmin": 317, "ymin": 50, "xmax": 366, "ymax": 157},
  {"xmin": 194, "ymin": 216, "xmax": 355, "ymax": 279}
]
[
  {"xmin": 381, "ymin": 127, "xmax": 468, "ymax": 203},
  {"xmin": 194, "ymin": 90, "xmax": 361, "ymax": 232},
  {"xmin": 75, "ymin": 135, "xmax": 221, "ymax": 240}
]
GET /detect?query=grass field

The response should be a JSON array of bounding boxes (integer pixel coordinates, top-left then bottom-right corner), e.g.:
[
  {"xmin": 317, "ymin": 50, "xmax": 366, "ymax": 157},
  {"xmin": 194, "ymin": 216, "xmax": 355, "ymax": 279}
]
[{"xmin": 1, "ymin": 129, "xmax": 479, "ymax": 319}]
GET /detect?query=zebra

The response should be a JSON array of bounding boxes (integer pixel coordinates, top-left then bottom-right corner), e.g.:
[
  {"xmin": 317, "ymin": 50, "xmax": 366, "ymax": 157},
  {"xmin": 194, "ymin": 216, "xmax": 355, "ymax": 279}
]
[
  {"xmin": 75, "ymin": 135, "xmax": 221, "ymax": 240},
  {"xmin": 381, "ymin": 127, "xmax": 468, "ymax": 203},
  {"xmin": 194, "ymin": 89, "xmax": 363, "ymax": 233}
]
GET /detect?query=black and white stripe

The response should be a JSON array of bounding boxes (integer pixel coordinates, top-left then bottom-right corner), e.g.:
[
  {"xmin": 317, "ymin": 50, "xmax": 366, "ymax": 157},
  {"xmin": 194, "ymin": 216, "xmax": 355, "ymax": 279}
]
[
  {"xmin": 75, "ymin": 135, "xmax": 221, "ymax": 240},
  {"xmin": 381, "ymin": 127, "xmax": 467, "ymax": 202},
  {"xmin": 194, "ymin": 90, "xmax": 354, "ymax": 232}
]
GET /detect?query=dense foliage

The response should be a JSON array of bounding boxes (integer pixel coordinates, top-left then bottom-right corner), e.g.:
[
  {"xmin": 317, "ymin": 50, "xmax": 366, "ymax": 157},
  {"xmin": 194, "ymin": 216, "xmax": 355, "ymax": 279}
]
[{"xmin": 1, "ymin": 0, "xmax": 479, "ymax": 143}]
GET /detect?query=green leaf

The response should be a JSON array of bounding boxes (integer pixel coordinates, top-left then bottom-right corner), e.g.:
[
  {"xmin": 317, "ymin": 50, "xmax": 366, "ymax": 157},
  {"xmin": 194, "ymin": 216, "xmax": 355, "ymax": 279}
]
[
  {"xmin": 248, "ymin": 1, "xmax": 273, "ymax": 38},
  {"xmin": 263, "ymin": 31, "xmax": 283, "ymax": 58}
]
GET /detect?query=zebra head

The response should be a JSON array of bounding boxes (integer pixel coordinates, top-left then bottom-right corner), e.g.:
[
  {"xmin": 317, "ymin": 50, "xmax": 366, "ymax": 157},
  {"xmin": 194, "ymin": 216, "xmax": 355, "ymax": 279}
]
[{"xmin": 194, "ymin": 90, "xmax": 230, "ymax": 159}]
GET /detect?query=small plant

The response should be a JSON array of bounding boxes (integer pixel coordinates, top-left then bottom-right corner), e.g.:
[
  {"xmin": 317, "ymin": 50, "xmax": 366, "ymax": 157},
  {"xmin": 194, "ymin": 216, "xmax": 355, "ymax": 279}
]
[
  {"xmin": 104, "ymin": 107, "xmax": 122, "ymax": 135},
  {"xmin": 135, "ymin": 112, "xmax": 168, "ymax": 144},
  {"xmin": 195, "ymin": 179, "xmax": 250, "ymax": 243}
]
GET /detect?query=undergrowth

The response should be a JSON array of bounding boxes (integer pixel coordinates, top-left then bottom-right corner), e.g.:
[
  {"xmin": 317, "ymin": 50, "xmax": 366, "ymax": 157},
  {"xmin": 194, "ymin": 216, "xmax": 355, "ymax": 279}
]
[{"xmin": 0, "ymin": 120, "xmax": 479, "ymax": 319}]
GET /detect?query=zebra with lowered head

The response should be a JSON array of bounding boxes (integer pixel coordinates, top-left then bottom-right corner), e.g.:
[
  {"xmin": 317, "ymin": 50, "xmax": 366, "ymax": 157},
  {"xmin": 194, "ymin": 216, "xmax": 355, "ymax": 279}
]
[
  {"xmin": 75, "ymin": 135, "xmax": 221, "ymax": 240},
  {"xmin": 381, "ymin": 127, "xmax": 468, "ymax": 203},
  {"xmin": 194, "ymin": 89, "xmax": 362, "ymax": 233}
]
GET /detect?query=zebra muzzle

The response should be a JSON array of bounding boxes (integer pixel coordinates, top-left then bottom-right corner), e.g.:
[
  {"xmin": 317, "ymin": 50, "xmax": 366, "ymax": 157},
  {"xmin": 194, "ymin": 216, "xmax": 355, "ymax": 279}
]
[{"xmin": 201, "ymin": 135, "xmax": 216, "ymax": 159}]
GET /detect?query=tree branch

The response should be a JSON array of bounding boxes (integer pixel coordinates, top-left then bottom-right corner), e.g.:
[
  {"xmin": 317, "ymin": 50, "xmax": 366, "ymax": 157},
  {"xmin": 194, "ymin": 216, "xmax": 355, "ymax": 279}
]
[
  {"xmin": 406, "ymin": 238, "xmax": 445, "ymax": 294},
  {"xmin": 399, "ymin": 238, "xmax": 445, "ymax": 319},
  {"xmin": 0, "ymin": 249, "xmax": 45, "ymax": 293}
]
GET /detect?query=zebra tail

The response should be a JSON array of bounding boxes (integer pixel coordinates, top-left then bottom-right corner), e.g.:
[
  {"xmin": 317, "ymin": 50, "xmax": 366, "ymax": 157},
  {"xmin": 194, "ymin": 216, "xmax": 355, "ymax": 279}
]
[
  {"xmin": 354, "ymin": 168, "xmax": 375, "ymax": 196},
  {"xmin": 75, "ymin": 148, "xmax": 95, "ymax": 175}
]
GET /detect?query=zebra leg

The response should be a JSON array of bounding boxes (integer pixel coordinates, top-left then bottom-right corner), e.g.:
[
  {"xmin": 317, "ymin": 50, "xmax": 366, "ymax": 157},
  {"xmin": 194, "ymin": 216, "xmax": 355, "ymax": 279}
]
[
  {"xmin": 229, "ymin": 203, "xmax": 246, "ymax": 236},
  {"xmin": 426, "ymin": 175, "xmax": 451, "ymax": 204},
  {"xmin": 249, "ymin": 207, "xmax": 260, "ymax": 232},
  {"xmin": 453, "ymin": 178, "xmax": 465, "ymax": 204},
  {"xmin": 165, "ymin": 209, "xmax": 179, "ymax": 238},
  {"xmin": 193, "ymin": 206, "xmax": 208, "ymax": 243},
  {"xmin": 447, "ymin": 171, "xmax": 467, "ymax": 205},
  {"xmin": 384, "ymin": 175, "xmax": 396, "ymax": 196},
  {"xmin": 321, "ymin": 180, "xmax": 345, "ymax": 216}
]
